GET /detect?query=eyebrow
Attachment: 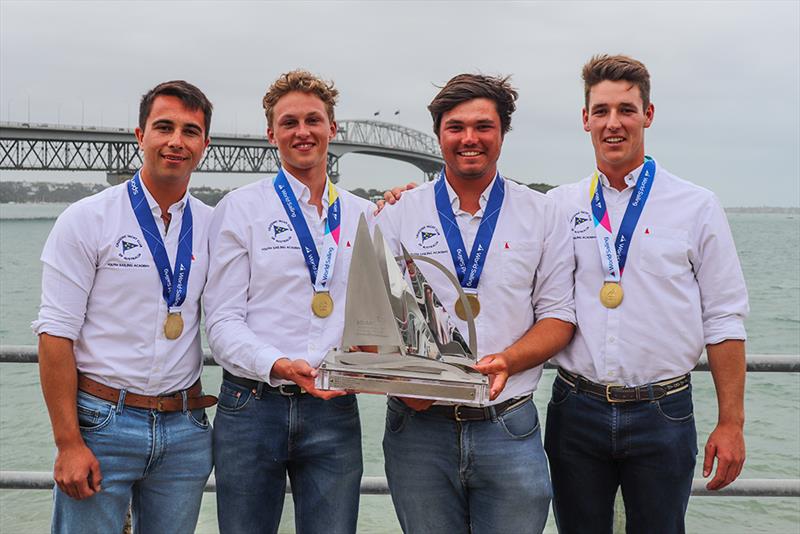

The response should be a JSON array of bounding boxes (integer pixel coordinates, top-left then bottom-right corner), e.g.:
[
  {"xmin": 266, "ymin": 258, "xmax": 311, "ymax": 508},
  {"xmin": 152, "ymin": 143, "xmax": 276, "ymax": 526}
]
[{"xmin": 443, "ymin": 117, "xmax": 496, "ymax": 126}]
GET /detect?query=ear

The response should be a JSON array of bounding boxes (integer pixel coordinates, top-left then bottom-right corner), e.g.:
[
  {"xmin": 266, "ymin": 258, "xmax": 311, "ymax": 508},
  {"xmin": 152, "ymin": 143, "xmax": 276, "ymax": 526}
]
[
  {"xmin": 582, "ymin": 108, "xmax": 590, "ymax": 132},
  {"xmin": 644, "ymin": 103, "xmax": 655, "ymax": 128},
  {"xmin": 267, "ymin": 125, "xmax": 276, "ymax": 145},
  {"xmin": 134, "ymin": 127, "xmax": 145, "ymax": 148},
  {"xmin": 329, "ymin": 119, "xmax": 337, "ymax": 140},
  {"xmin": 203, "ymin": 136, "xmax": 210, "ymax": 150}
]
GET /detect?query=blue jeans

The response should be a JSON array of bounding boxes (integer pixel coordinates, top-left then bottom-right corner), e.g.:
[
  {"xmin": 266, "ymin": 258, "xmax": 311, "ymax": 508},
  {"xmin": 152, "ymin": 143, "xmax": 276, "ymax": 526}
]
[
  {"xmin": 52, "ymin": 390, "xmax": 213, "ymax": 534},
  {"xmin": 545, "ymin": 375, "xmax": 697, "ymax": 534},
  {"xmin": 213, "ymin": 379, "xmax": 363, "ymax": 534},
  {"xmin": 383, "ymin": 396, "xmax": 551, "ymax": 534}
]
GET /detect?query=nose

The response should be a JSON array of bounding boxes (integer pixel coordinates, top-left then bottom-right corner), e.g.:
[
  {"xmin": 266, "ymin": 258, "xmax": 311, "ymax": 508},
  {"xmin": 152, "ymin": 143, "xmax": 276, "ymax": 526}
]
[
  {"xmin": 167, "ymin": 129, "xmax": 184, "ymax": 148},
  {"xmin": 462, "ymin": 127, "xmax": 478, "ymax": 145},
  {"xmin": 607, "ymin": 110, "xmax": 622, "ymax": 130}
]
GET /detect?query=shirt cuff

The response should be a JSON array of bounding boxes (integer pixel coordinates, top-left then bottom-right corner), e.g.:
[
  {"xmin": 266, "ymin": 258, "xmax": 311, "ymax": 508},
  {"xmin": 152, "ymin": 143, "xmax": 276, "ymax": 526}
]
[
  {"xmin": 252, "ymin": 345, "xmax": 288, "ymax": 387},
  {"xmin": 704, "ymin": 319, "xmax": 748, "ymax": 346},
  {"xmin": 30, "ymin": 319, "xmax": 80, "ymax": 341}
]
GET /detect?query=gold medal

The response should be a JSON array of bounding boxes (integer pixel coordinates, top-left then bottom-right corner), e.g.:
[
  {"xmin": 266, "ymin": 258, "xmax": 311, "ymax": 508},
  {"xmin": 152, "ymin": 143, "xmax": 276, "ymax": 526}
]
[
  {"xmin": 599, "ymin": 282, "xmax": 624, "ymax": 309},
  {"xmin": 311, "ymin": 292, "xmax": 334, "ymax": 318},
  {"xmin": 164, "ymin": 312, "xmax": 184, "ymax": 340},
  {"xmin": 454, "ymin": 293, "xmax": 481, "ymax": 321}
]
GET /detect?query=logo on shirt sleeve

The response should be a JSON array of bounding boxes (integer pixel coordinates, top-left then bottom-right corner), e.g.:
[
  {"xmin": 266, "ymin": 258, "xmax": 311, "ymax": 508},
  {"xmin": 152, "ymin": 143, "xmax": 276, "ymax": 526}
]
[
  {"xmin": 115, "ymin": 235, "xmax": 142, "ymax": 260},
  {"xmin": 416, "ymin": 225, "xmax": 441, "ymax": 249},
  {"xmin": 268, "ymin": 220, "xmax": 293, "ymax": 243}
]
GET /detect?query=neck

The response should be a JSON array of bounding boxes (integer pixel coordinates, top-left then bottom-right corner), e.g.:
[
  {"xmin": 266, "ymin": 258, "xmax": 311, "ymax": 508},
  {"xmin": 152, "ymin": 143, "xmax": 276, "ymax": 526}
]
[
  {"xmin": 598, "ymin": 162, "xmax": 641, "ymax": 192},
  {"xmin": 139, "ymin": 168, "xmax": 188, "ymax": 214},
  {"xmin": 284, "ymin": 163, "xmax": 327, "ymax": 215},
  {"xmin": 445, "ymin": 167, "xmax": 496, "ymax": 215}
]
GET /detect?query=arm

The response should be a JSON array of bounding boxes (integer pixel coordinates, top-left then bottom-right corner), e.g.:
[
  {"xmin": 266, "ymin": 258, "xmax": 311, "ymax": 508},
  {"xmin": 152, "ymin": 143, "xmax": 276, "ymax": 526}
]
[
  {"xmin": 475, "ymin": 318, "xmax": 575, "ymax": 400},
  {"xmin": 703, "ymin": 339, "xmax": 746, "ymax": 490},
  {"xmin": 39, "ymin": 333, "xmax": 102, "ymax": 499}
]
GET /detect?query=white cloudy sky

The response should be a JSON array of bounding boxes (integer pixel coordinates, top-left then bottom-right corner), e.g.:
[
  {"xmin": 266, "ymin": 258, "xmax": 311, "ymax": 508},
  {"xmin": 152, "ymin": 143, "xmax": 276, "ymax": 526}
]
[{"xmin": 1, "ymin": 1, "xmax": 798, "ymax": 206}]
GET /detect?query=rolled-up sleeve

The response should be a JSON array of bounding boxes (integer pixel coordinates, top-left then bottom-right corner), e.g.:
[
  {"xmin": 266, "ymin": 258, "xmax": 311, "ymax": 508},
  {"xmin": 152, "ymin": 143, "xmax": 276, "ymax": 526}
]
[
  {"xmin": 691, "ymin": 194, "xmax": 748, "ymax": 345},
  {"xmin": 531, "ymin": 199, "xmax": 576, "ymax": 325},
  {"xmin": 32, "ymin": 206, "xmax": 97, "ymax": 339},
  {"xmin": 203, "ymin": 195, "xmax": 285, "ymax": 384}
]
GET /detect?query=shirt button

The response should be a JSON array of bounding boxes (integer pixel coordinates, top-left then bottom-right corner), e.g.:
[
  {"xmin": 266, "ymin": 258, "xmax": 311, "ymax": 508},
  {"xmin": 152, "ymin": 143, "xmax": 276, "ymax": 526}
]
[
  {"xmin": 309, "ymin": 344, "xmax": 316, "ymax": 351},
  {"xmin": 607, "ymin": 371, "xmax": 615, "ymax": 377},
  {"xmin": 608, "ymin": 336, "xmax": 616, "ymax": 344}
]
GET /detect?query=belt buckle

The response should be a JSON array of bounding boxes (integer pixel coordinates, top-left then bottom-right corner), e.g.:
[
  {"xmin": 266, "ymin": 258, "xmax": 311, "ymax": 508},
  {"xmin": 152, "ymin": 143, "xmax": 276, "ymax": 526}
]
[
  {"xmin": 605, "ymin": 384, "xmax": 625, "ymax": 403},
  {"xmin": 453, "ymin": 405, "xmax": 466, "ymax": 422},
  {"xmin": 278, "ymin": 385, "xmax": 295, "ymax": 396},
  {"xmin": 156, "ymin": 398, "xmax": 165, "ymax": 411}
]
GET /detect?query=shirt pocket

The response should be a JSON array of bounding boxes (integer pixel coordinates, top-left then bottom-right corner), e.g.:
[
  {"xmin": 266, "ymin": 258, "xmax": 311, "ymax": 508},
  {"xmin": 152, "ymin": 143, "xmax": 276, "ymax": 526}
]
[
  {"xmin": 500, "ymin": 241, "xmax": 540, "ymax": 290},
  {"xmin": 639, "ymin": 227, "xmax": 691, "ymax": 278}
]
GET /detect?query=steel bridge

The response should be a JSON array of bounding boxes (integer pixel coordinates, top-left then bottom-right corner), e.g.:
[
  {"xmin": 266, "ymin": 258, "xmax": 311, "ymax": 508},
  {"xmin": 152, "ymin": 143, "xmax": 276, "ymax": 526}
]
[{"xmin": 0, "ymin": 120, "xmax": 443, "ymax": 184}]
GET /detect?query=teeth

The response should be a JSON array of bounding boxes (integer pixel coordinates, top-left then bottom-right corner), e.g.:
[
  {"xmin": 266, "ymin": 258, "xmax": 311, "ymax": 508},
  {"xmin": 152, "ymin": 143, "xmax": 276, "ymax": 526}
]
[
  {"xmin": 296, "ymin": 143, "xmax": 313, "ymax": 149},
  {"xmin": 605, "ymin": 137, "xmax": 624, "ymax": 143},
  {"xmin": 460, "ymin": 151, "xmax": 480, "ymax": 156}
]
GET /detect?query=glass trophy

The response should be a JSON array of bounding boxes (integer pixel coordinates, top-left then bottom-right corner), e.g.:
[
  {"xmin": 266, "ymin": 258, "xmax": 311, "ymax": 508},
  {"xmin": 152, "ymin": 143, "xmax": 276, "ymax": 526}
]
[{"xmin": 315, "ymin": 214, "xmax": 490, "ymax": 404}]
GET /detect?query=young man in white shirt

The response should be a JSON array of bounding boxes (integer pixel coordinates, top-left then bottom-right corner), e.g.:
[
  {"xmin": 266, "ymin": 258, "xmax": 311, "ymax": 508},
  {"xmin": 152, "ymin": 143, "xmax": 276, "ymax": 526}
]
[
  {"xmin": 204, "ymin": 70, "xmax": 375, "ymax": 533},
  {"xmin": 34, "ymin": 81, "xmax": 217, "ymax": 533},
  {"xmin": 545, "ymin": 55, "xmax": 748, "ymax": 533},
  {"xmin": 376, "ymin": 74, "xmax": 576, "ymax": 534}
]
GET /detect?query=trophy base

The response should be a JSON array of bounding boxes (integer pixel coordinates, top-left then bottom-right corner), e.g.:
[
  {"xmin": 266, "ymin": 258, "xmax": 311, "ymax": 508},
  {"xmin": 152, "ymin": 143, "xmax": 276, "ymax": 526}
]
[{"xmin": 316, "ymin": 350, "xmax": 490, "ymax": 404}]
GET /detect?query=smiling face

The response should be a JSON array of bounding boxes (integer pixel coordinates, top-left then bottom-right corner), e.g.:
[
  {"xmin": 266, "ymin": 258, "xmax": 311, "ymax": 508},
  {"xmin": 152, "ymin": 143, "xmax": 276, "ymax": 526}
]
[
  {"xmin": 438, "ymin": 98, "xmax": 503, "ymax": 184},
  {"xmin": 583, "ymin": 80, "xmax": 654, "ymax": 180},
  {"xmin": 267, "ymin": 91, "xmax": 336, "ymax": 180},
  {"xmin": 135, "ymin": 95, "xmax": 209, "ymax": 189}
]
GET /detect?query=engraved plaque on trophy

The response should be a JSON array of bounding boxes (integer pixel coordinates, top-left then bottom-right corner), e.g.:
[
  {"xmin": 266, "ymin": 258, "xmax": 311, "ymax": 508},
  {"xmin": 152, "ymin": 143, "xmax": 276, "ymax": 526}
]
[{"xmin": 315, "ymin": 214, "xmax": 490, "ymax": 404}]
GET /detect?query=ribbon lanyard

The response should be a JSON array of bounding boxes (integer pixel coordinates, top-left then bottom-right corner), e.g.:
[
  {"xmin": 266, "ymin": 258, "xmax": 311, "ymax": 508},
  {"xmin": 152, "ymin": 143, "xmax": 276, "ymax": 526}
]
[
  {"xmin": 273, "ymin": 169, "xmax": 341, "ymax": 292},
  {"xmin": 589, "ymin": 157, "xmax": 655, "ymax": 282},
  {"xmin": 434, "ymin": 169, "xmax": 505, "ymax": 292},
  {"xmin": 127, "ymin": 172, "xmax": 193, "ymax": 313}
]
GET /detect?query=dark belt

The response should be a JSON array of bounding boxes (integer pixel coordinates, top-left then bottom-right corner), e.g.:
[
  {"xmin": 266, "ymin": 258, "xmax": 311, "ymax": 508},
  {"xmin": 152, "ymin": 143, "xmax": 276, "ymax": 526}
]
[
  {"xmin": 557, "ymin": 368, "xmax": 690, "ymax": 403},
  {"xmin": 423, "ymin": 395, "xmax": 532, "ymax": 422},
  {"xmin": 78, "ymin": 374, "xmax": 217, "ymax": 412},
  {"xmin": 223, "ymin": 369, "xmax": 306, "ymax": 396}
]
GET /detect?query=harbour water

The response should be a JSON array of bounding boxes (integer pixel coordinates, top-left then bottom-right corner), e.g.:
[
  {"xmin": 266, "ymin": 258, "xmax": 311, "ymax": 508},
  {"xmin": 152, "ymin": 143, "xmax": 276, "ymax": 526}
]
[{"xmin": 0, "ymin": 203, "xmax": 798, "ymax": 533}]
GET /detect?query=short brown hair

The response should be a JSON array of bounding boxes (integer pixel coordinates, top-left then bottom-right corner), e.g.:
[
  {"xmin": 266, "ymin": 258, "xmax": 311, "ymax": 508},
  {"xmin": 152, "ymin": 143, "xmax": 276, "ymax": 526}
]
[
  {"xmin": 582, "ymin": 55, "xmax": 651, "ymax": 109},
  {"xmin": 262, "ymin": 70, "xmax": 338, "ymax": 127},
  {"xmin": 428, "ymin": 74, "xmax": 518, "ymax": 137},
  {"xmin": 139, "ymin": 80, "xmax": 213, "ymax": 139}
]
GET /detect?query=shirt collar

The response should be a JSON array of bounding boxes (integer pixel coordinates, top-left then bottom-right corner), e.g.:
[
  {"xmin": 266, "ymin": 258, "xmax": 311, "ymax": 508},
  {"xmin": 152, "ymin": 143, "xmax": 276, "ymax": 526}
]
[
  {"xmin": 282, "ymin": 168, "xmax": 331, "ymax": 210},
  {"xmin": 137, "ymin": 170, "xmax": 189, "ymax": 217},
  {"xmin": 443, "ymin": 173, "xmax": 498, "ymax": 216},
  {"xmin": 597, "ymin": 161, "xmax": 645, "ymax": 190}
]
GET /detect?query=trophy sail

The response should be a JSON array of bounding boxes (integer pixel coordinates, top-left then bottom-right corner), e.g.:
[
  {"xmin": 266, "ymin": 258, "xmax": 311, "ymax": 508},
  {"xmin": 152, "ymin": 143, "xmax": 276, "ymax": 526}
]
[{"xmin": 316, "ymin": 214, "xmax": 490, "ymax": 404}]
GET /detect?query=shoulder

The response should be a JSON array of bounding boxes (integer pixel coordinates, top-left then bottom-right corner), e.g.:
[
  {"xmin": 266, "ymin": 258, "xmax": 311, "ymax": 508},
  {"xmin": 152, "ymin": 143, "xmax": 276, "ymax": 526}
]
[
  {"xmin": 338, "ymin": 188, "xmax": 377, "ymax": 215},
  {"xmin": 57, "ymin": 183, "xmax": 123, "ymax": 226},
  {"xmin": 546, "ymin": 176, "xmax": 592, "ymax": 205},
  {"xmin": 656, "ymin": 165, "xmax": 716, "ymax": 201},
  {"xmin": 377, "ymin": 180, "xmax": 435, "ymax": 224},
  {"xmin": 214, "ymin": 179, "xmax": 269, "ymax": 213}
]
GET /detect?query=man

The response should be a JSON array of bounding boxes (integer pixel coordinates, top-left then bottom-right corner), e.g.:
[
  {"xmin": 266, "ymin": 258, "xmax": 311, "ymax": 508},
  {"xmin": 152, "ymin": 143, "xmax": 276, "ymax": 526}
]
[
  {"xmin": 545, "ymin": 55, "xmax": 748, "ymax": 533},
  {"xmin": 204, "ymin": 70, "xmax": 375, "ymax": 533},
  {"xmin": 376, "ymin": 74, "xmax": 576, "ymax": 534},
  {"xmin": 33, "ymin": 81, "xmax": 217, "ymax": 533}
]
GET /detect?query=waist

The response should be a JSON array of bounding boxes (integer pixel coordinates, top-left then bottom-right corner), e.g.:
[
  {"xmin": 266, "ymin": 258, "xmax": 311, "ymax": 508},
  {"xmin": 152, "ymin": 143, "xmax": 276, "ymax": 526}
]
[
  {"xmin": 557, "ymin": 368, "xmax": 690, "ymax": 403},
  {"xmin": 77, "ymin": 374, "xmax": 217, "ymax": 412},
  {"xmin": 422, "ymin": 395, "xmax": 533, "ymax": 421},
  {"xmin": 222, "ymin": 369, "xmax": 306, "ymax": 396}
]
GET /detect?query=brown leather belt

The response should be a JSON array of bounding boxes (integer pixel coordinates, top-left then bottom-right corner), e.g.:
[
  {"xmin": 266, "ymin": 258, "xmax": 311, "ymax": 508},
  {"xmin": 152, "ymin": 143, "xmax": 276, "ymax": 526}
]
[
  {"xmin": 424, "ymin": 395, "xmax": 532, "ymax": 422},
  {"xmin": 78, "ymin": 374, "xmax": 217, "ymax": 412},
  {"xmin": 557, "ymin": 368, "xmax": 690, "ymax": 403}
]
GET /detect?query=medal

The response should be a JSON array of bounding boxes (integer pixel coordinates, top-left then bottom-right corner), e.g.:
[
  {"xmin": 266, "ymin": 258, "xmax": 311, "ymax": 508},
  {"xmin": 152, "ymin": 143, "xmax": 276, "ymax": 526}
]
[
  {"xmin": 311, "ymin": 292, "xmax": 334, "ymax": 318},
  {"xmin": 127, "ymin": 173, "xmax": 194, "ymax": 342},
  {"xmin": 454, "ymin": 293, "xmax": 481, "ymax": 321},
  {"xmin": 164, "ymin": 312, "xmax": 184, "ymax": 339},
  {"xmin": 599, "ymin": 282, "xmax": 623, "ymax": 309}
]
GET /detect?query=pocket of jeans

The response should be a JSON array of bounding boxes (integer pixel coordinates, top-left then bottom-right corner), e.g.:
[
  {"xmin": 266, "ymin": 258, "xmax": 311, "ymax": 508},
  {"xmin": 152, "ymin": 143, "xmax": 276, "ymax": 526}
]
[
  {"xmin": 498, "ymin": 399, "xmax": 539, "ymax": 439},
  {"xmin": 216, "ymin": 381, "xmax": 253, "ymax": 413},
  {"xmin": 385, "ymin": 403, "xmax": 408, "ymax": 434},
  {"xmin": 187, "ymin": 408, "xmax": 210, "ymax": 430},
  {"xmin": 76, "ymin": 393, "xmax": 115, "ymax": 432},
  {"xmin": 329, "ymin": 394, "xmax": 358, "ymax": 411},
  {"xmin": 654, "ymin": 389, "xmax": 694, "ymax": 423},
  {"xmin": 548, "ymin": 379, "xmax": 572, "ymax": 407}
]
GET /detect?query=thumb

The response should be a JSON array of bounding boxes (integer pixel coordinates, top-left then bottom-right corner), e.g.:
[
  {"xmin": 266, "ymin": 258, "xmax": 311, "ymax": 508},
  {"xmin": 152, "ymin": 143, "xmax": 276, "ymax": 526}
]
[
  {"xmin": 703, "ymin": 441, "xmax": 716, "ymax": 477},
  {"xmin": 89, "ymin": 461, "xmax": 103, "ymax": 492}
]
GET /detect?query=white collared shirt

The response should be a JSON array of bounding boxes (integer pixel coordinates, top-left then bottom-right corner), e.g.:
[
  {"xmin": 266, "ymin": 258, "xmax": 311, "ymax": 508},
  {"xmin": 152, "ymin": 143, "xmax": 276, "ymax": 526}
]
[
  {"xmin": 203, "ymin": 171, "xmax": 376, "ymax": 385},
  {"xmin": 32, "ymin": 178, "xmax": 212, "ymax": 395},
  {"xmin": 548, "ymin": 161, "xmax": 749, "ymax": 385},
  {"xmin": 376, "ymin": 176, "xmax": 576, "ymax": 405}
]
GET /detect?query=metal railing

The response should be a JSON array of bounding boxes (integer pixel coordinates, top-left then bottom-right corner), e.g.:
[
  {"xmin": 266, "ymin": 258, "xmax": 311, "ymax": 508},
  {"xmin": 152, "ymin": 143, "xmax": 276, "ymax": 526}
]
[{"xmin": 1, "ymin": 345, "xmax": 799, "ymax": 497}]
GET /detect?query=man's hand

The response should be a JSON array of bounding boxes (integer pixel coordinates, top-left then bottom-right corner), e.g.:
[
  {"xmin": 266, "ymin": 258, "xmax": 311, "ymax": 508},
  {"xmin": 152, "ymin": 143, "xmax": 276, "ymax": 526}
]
[
  {"xmin": 703, "ymin": 422, "xmax": 745, "ymax": 490},
  {"xmin": 474, "ymin": 353, "xmax": 510, "ymax": 400},
  {"xmin": 373, "ymin": 182, "xmax": 418, "ymax": 215},
  {"xmin": 270, "ymin": 358, "xmax": 347, "ymax": 400},
  {"xmin": 398, "ymin": 397, "xmax": 435, "ymax": 411},
  {"xmin": 54, "ymin": 442, "xmax": 102, "ymax": 500}
]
